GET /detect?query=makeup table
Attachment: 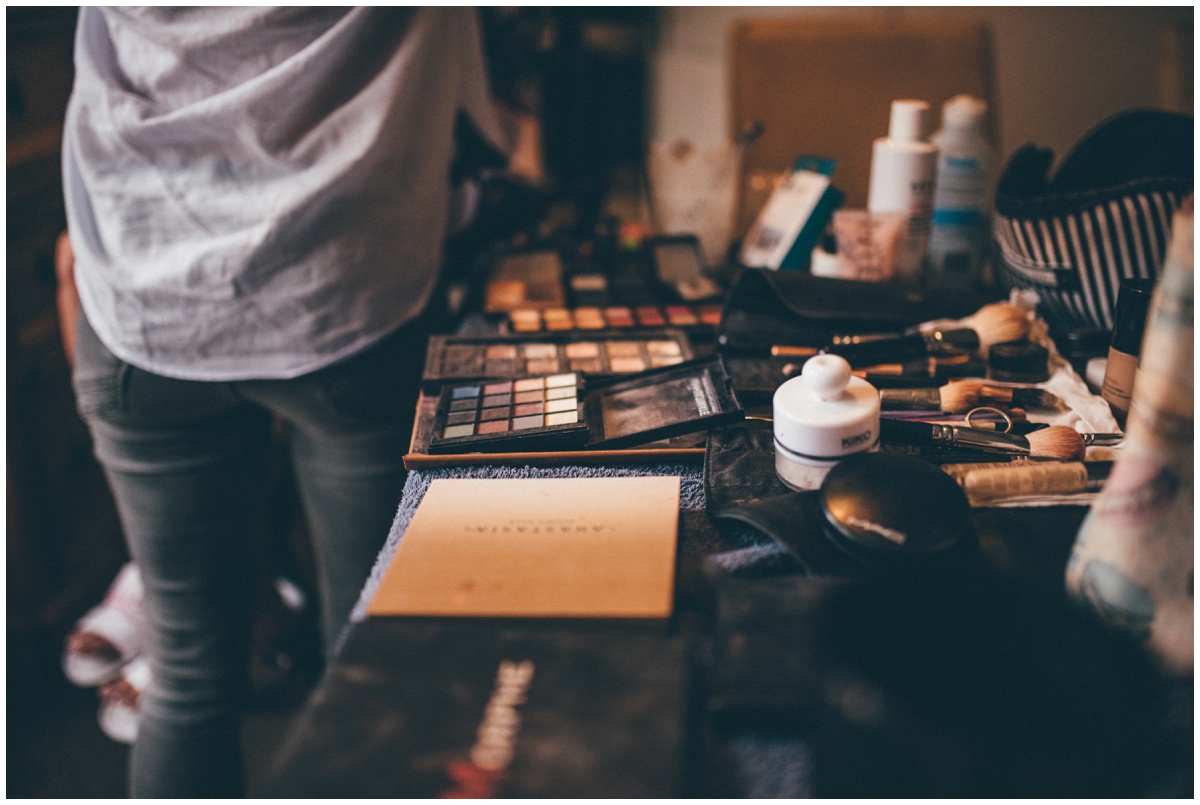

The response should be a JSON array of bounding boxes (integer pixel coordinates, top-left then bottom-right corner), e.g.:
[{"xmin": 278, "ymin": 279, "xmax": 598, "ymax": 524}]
[
  {"xmin": 255, "ymin": 445, "xmax": 1190, "ymax": 797},
  {"xmin": 255, "ymin": 262, "xmax": 1189, "ymax": 797}
]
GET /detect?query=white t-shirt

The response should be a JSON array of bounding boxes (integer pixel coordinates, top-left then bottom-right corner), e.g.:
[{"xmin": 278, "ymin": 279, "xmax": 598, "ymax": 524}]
[{"xmin": 63, "ymin": 7, "xmax": 509, "ymax": 380}]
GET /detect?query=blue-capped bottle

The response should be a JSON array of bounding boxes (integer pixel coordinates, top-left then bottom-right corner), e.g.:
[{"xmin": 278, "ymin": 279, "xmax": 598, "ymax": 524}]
[{"xmin": 927, "ymin": 96, "xmax": 995, "ymax": 290}]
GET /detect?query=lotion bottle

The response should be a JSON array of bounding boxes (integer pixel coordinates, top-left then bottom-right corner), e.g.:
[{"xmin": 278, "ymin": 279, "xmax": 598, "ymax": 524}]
[
  {"xmin": 867, "ymin": 99, "xmax": 938, "ymax": 284},
  {"xmin": 927, "ymin": 95, "xmax": 995, "ymax": 289}
]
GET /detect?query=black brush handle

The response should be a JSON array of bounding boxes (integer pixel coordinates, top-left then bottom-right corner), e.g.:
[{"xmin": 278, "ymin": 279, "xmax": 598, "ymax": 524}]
[
  {"xmin": 879, "ymin": 388, "xmax": 942, "ymax": 410},
  {"xmin": 826, "ymin": 331, "xmax": 931, "ymax": 366},
  {"xmin": 827, "ymin": 328, "xmax": 981, "ymax": 366}
]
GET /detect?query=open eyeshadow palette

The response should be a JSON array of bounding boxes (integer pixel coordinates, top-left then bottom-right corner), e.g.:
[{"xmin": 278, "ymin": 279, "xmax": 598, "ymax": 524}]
[
  {"xmin": 422, "ymin": 330, "xmax": 693, "ymax": 386},
  {"xmin": 506, "ymin": 303, "xmax": 722, "ymax": 334},
  {"xmin": 425, "ymin": 356, "xmax": 743, "ymax": 455}
]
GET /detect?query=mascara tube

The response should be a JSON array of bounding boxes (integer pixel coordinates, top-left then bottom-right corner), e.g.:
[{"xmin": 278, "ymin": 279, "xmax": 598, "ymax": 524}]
[{"xmin": 958, "ymin": 461, "xmax": 1113, "ymax": 503}]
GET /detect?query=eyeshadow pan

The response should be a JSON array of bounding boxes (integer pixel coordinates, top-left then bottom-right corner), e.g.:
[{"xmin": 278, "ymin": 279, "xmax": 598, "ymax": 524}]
[
  {"xmin": 606, "ymin": 341, "xmax": 640, "ymax": 357},
  {"xmin": 513, "ymin": 378, "xmax": 544, "ymax": 392},
  {"xmin": 449, "ymin": 398, "xmax": 478, "ymax": 412},
  {"xmin": 526, "ymin": 359, "xmax": 561, "ymax": 374},
  {"xmin": 512, "ymin": 415, "xmax": 543, "ymax": 430},
  {"xmin": 565, "ymin": 342, "xmax": 600, "ymax": 359},
  {"xmin": 442, "ymin": 423, "xmax": 475, "ymax": 439},
  {"xmin": 477, "ymin": 419, "xmax": 510, "ymax": 434},
  {"xmin": 523, "ymin": 344, "xmax": 558, "ymax": 359},
  {"xmin": 513, "ymin": 402, "xmax": 544, "ymax": 416},
  {"xmin": 482, "ymin": 394, "xmax": 511, "ymax": 408},
  {"xmin": 545, "ymin": 397, "xmax": 576, "ymax": 414},
  {"xmin": 609, "ymin": 357, "xmax": 646, "ymax": 373},
  {"xmin": 667, "ymin": 306, "xmax": 699, "ymax": 326},
  {"xmin": 446, "ymin": 411, "xmax": 476, "ymax": 425},
  {"xmin": 546, "ymin": 373, "xmax": 576, "ymax": 388},
  {"xmin": 546, "ymin": 385, "xmax": 576, "ymax": 400},
  {"xmin": 646, "ymin": 340, "xmax": 681, "ymax": 356},
  {"xmin": 451, "ymin": 385, "xmax": 480, "ymax": 399},
  {"xmin": 545, "ymin": 411, "xmax": 578, "ymax": 426},
  {"xmin": 570, "ymin": 358, "xmax": 603, "ymax": 373},
  {"xmin": 479, "ymin": 406, "xmax": 510, "ymax": 422},
  {"xmin": 483, "ymin": 381, "xmax": 512, "ymax": 395},
  {"xmin": 636, "ymin": 307, "xmax": 666, "ymax": 326},
  {"xmin": 485, "ymin": 345, "xmax": 518, "ymax": 360}
]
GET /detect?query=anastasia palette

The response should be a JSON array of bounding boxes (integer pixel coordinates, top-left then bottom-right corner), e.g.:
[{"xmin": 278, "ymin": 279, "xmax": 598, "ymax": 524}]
[
  {"xmin": 427, "ymin": 356, "xmax": 744, "ymax": 455},
  {"xmin": 422, "ymin": 330, "xmax": 693, "ymax": 386}
]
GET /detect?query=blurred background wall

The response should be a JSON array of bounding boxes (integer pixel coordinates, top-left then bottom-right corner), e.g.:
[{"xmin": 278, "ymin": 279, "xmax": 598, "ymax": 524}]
[{"xmin": 648, "ymin": 6, "xmax": 1193, "ymax": 161}]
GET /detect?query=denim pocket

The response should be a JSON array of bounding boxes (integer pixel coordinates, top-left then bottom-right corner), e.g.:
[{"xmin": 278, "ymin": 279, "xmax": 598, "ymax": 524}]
[
  {"xmin": 73, "ymin": 309, "xmax": 239, "ymax": 426},
  {"xmin": 72, "ymin": 310, "xmax": 130, "ymax": 424}
]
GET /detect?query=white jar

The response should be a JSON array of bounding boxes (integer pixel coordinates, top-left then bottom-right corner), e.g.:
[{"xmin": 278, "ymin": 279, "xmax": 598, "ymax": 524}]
[{"xmin": 773, "ymin": 354, "xmax": 881, "ymax": 490}]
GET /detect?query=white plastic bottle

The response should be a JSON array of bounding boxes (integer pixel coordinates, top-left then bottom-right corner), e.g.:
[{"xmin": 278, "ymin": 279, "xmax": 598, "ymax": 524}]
[
  {"xmin": 927, "ymin": 95, "xmax": 996, "ymax": 289},
  {"xmin": 867, "ymin": 99, "xmax": 938, "ymax": 284}
]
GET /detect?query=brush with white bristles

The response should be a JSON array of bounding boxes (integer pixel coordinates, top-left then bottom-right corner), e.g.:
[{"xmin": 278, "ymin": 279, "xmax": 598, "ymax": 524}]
[
  {"xmin": 879, "ymin": 420, "xmax": 1086, "ymax": 460},
  {"xmin": 827, "ymin": 302, "xmax": 1032, "ymax": 367}
]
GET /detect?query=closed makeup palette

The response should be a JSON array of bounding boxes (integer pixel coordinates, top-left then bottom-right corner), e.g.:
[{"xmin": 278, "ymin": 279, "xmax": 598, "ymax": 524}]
[
  {"xmin": 507, "ymin": 304, "xmax": 721, "ymax": 334},
  {"xmin": 422, "ymin": 331, "xmax": 693, "ymax": 385},
  {"xmin": 427, "ymin": 356, "xmax": 743, "ymax": 455}
]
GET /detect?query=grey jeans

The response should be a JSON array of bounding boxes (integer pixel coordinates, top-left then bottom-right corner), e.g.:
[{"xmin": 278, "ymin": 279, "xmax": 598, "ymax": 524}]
[{"xmin": 72, "ymin": 309, "xmax": 422, "ymax": 797}]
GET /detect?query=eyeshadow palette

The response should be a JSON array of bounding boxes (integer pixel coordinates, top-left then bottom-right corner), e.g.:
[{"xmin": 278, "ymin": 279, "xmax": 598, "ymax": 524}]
[
  {"xmin": 507, "ymin": 304, "xmax": 722, "ymax": 334},
  {"xmin": 428, "ymin": 373, "xmax": 589, "ymax": 454},
  {"xmin": 422, "ymin": 330, "xmax": 694, "ymax": 386},
  {"xmin": 426, "ymin": 356, "xmax": 744, "ymax": 455}
]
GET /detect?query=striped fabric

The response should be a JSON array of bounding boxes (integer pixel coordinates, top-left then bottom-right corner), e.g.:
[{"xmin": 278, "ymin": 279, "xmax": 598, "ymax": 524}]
[{"xmin": 994, "ymin": 189, "xmax": 1185, "ymax": 332}]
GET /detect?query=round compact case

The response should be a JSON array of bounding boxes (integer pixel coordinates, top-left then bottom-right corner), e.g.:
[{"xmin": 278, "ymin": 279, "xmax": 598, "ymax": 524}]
[
  {"xmin": 773, "ymin": 354, "xmax": 880, "ymax": 488},
  {"xmin": 711, "ymin": 451, "xmax": 976, "ymax": 577}
]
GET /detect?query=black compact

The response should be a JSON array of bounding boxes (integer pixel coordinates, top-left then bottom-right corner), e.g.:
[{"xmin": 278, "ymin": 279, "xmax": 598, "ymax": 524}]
[
  {"xmin": 427, "ymin": 355, "xmax": 744, "ymax": 455},
  {"xmin": 819, "ymin": 452, "xmax": 972, "ymax": 569},
  {"xmin": 711, "ymin": 451, "xmax": 976, "ymax": 576}
]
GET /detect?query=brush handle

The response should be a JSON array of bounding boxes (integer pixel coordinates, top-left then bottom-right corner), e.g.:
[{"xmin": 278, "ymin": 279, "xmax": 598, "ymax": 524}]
[
  {"xmin": 879, "ymin": 418, "xmax": 1032, "ymax": 456},
  {"xmin": 879, "ymin": 388, "xmax": 943, "ymax": 411},
  {"xmin": 826, "ymin": 327, "xmax": 981, "ymax": 366}
]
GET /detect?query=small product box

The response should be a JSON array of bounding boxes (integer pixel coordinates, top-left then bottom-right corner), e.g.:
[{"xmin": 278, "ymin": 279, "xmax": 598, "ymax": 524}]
[{"xmin": 739, "ymin": 155, "xmax": 843, "ymax": 271}]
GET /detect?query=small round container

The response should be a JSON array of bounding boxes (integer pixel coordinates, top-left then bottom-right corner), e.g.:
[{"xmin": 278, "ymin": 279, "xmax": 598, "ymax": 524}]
[
  {"xmin": 773, "ymin": 354, "xmax": 881, "ymax": 490},
  {"xmin": 987, "ymin": 340, "xmax": 1050, "ymax": 383}
]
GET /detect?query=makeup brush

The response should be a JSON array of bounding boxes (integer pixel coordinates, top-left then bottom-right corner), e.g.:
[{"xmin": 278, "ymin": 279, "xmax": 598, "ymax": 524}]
[
  {"xmin": 879, "ymin": 380, "xmax": 1059, "ymax": 414},
  {"xmin": 879, "ymin": 380, "xmax": 987, "ymax": 414},
  {"xmin": 826, "ymin": 302, "xmax": 1031, "ymax": 367},
  {"xmin": 879, "ymin": 419, "xmax": 1086, "ymax": 460}
]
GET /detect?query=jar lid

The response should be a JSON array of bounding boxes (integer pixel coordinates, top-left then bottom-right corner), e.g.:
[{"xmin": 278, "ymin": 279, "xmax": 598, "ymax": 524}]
[
  {"xmin": 773, "ymin": 354, "xmax": 880, "ymax": 465},
  {"xmin": 987, "ymin": 340, "xmax": 1050, "ymax": 383},
  {"xmin": 821, "ymin": 452, "xmax": 971, "ymax": 560}
]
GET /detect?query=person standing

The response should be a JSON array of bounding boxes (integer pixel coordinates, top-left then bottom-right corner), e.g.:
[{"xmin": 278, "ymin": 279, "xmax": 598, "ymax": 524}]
[{"xmin": 61, "ymin": 8, "xmax": 510, "ymax": 796}]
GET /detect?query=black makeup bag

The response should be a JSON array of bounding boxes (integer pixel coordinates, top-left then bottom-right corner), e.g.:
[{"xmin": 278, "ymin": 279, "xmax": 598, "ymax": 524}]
[
  {"xmin": 716, "ymin": 268, "xmax": 995, "ymax": 355},
  {"xmin": 993, "ymin": 108, "xmax": 1193, "ymax": 335}
]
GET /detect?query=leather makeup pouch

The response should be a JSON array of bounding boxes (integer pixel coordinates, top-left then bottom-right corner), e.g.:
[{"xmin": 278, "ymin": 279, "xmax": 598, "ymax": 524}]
[{"xmin": 716, "ymin": 268, "xmax": 993, "ymax": 355}]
